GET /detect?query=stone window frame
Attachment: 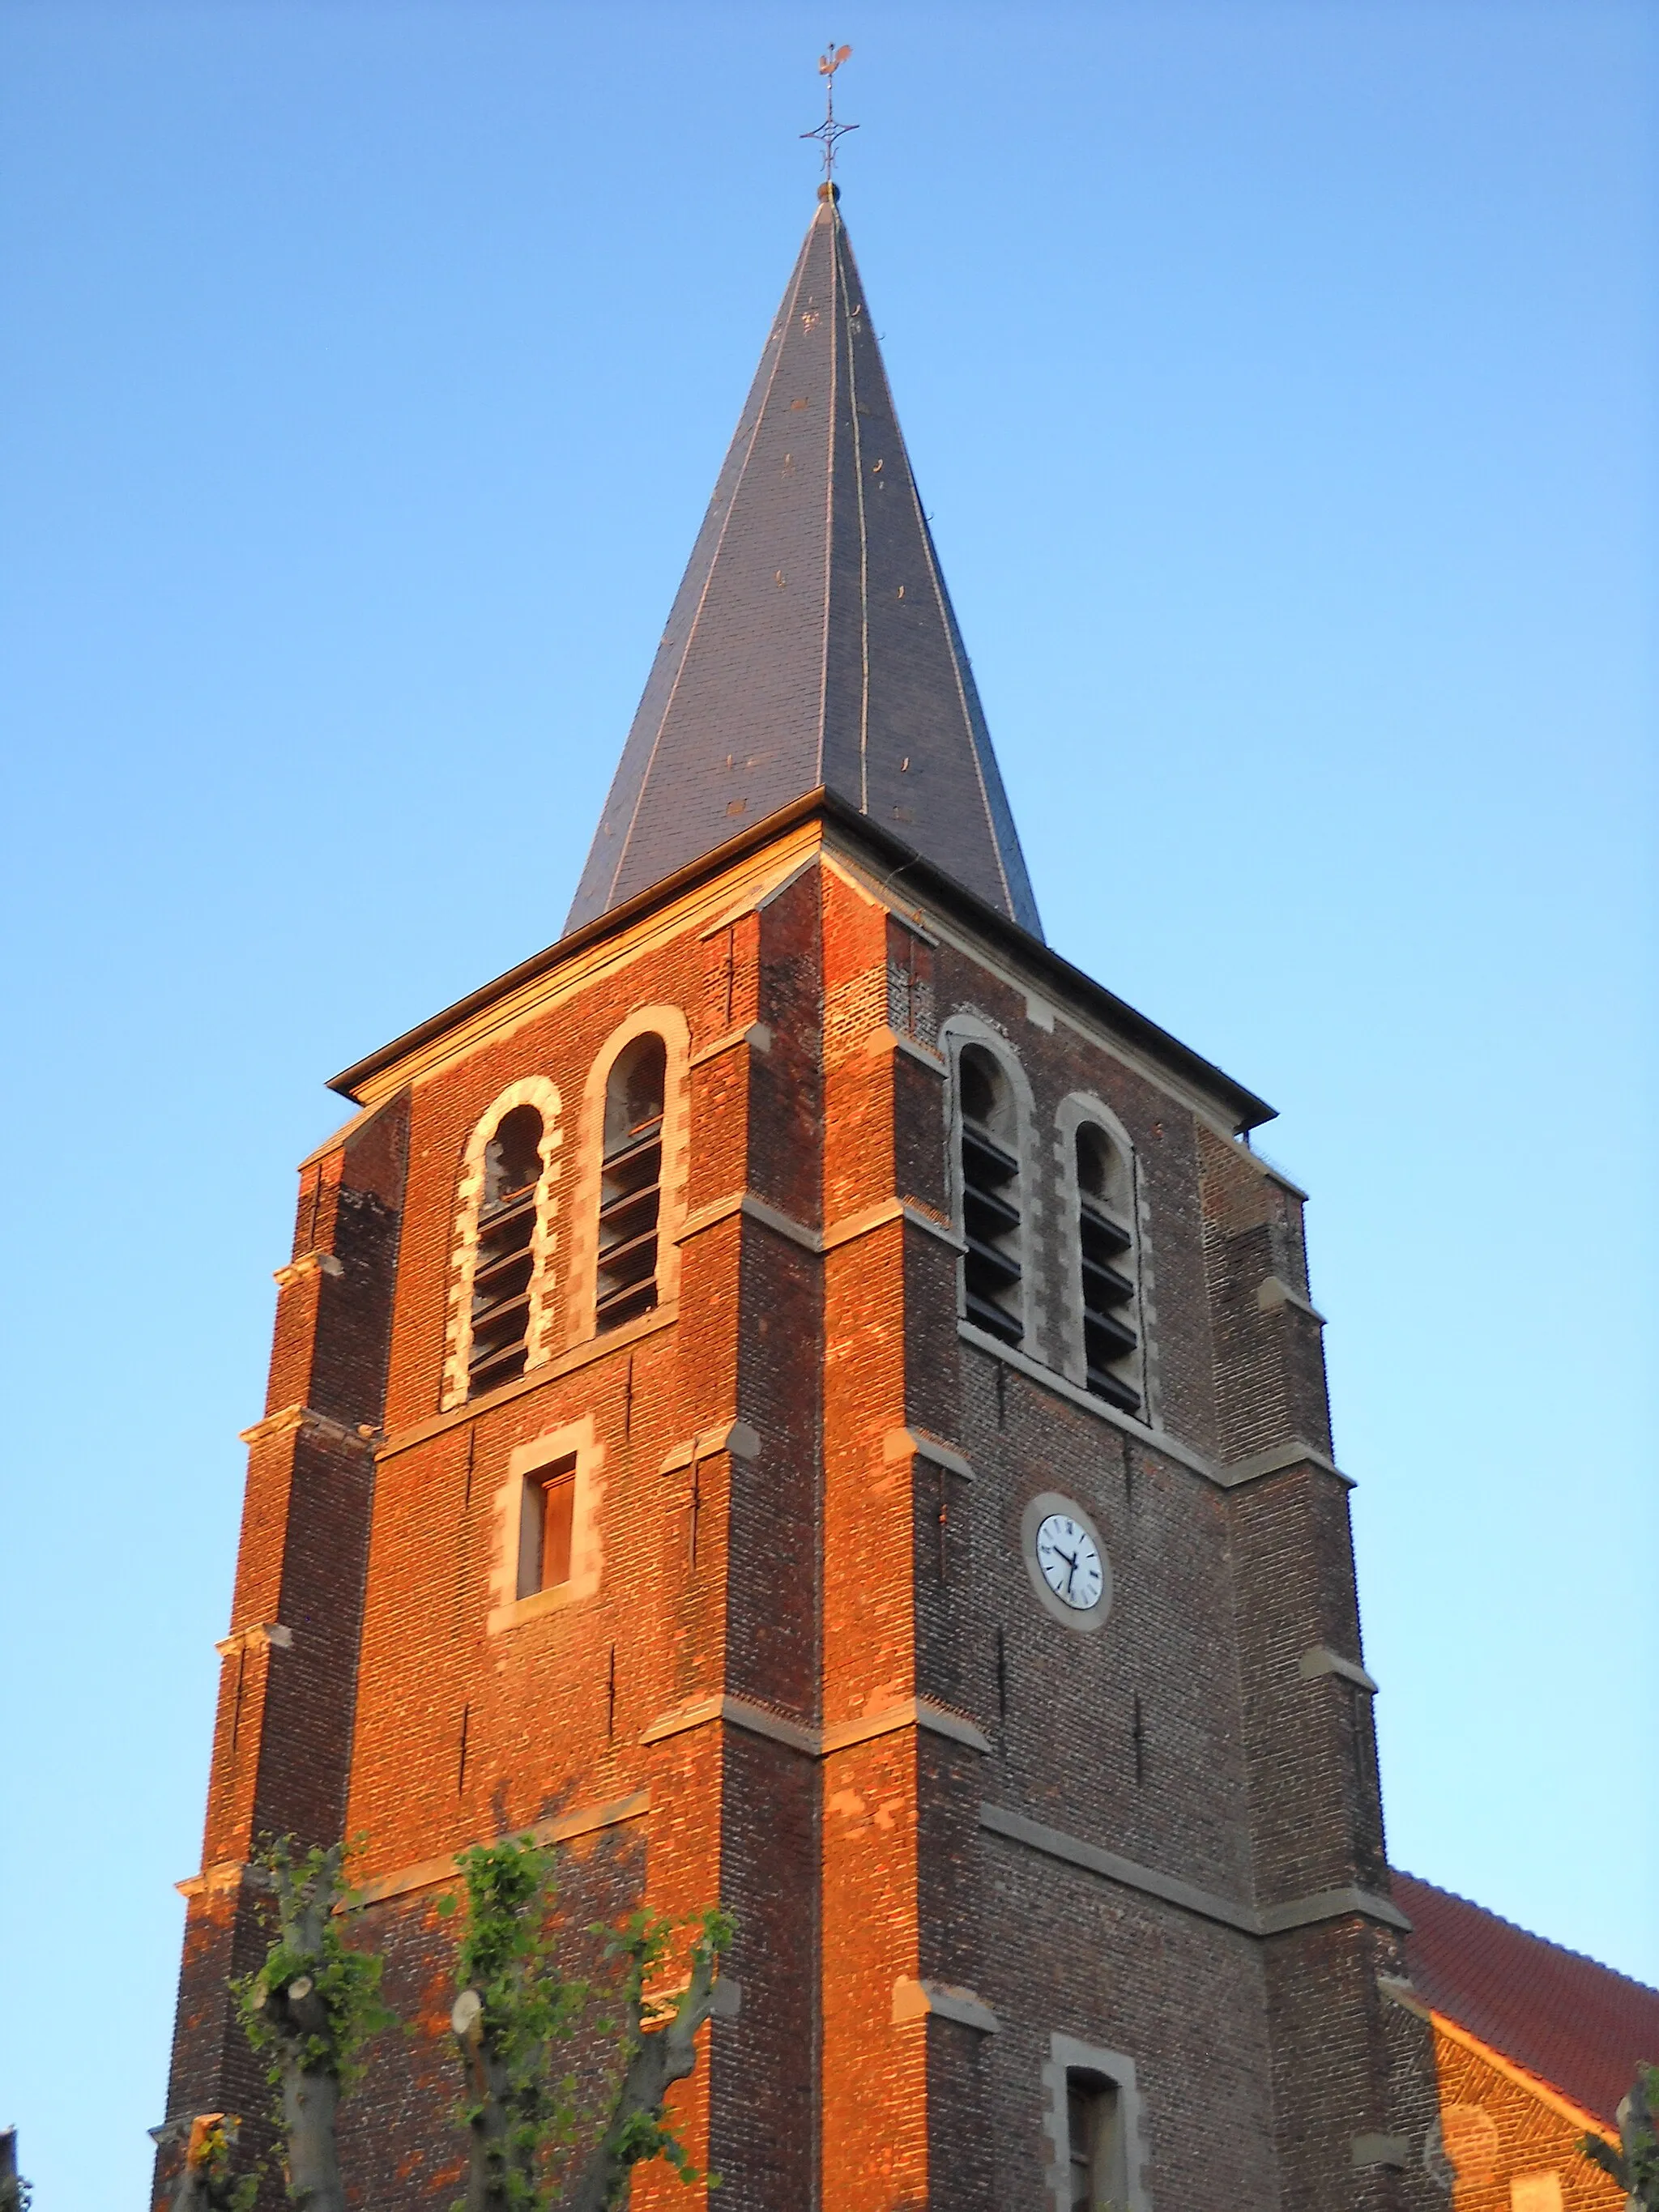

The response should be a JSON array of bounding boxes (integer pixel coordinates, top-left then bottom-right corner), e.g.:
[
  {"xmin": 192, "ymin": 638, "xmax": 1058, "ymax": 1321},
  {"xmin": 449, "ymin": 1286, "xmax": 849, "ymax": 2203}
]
[
  {"xmin": 941, "ymin": 1012, "xmax": 1044, "ymax": 1362},
  {"xmin": 1052, "ymin": 1092, "xmax": 1153, "ymax": 1419},
  {"xmin": 441, "ymin": 1076, "xmax": 563, "ymax": 1412},
  {"xmin": 565, "ymin": 1004, "xmax": 691, "ymax": 1349},
  {"xmin": 1042, "ymin": 2031, "xmax": 1151, "ymax": 2211},
  {"xmin": 486, "ymin": 1415, "xmax": 606, "ymax": 1635}
]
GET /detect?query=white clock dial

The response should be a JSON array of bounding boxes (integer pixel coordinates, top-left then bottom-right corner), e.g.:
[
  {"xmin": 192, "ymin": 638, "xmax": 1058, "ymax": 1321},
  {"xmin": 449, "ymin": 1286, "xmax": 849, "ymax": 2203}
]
[{"xmin": 1034, "ymin": 1512, "xmax": 1103, "ymax": 1610}]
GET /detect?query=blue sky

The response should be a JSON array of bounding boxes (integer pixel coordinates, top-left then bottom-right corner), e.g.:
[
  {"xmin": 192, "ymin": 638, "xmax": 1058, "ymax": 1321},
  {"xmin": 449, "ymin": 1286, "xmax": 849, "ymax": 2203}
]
[{"xmin": 1, "ymin": 3, "xmax": 1653, "ymax": 2205}]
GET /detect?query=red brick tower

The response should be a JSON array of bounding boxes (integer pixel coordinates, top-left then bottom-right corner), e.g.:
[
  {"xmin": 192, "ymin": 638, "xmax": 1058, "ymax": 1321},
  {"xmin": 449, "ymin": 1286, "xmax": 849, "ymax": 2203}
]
[{"xmin": 159, "ymin": 186, "xmax": 1442, "ymax": 2210}]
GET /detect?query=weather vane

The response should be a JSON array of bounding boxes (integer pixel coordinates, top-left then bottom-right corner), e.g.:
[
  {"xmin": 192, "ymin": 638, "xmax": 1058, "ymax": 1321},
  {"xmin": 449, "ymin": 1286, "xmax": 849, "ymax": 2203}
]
[{"xmin": 801, "ymin": 41, "xmax": 857, "ymax": 183}]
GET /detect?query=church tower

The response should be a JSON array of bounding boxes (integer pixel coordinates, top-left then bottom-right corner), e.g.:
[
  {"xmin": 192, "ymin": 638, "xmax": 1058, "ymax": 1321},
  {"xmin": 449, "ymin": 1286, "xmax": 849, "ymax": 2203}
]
[{"xmin": 160, "ymin": 185, "xmax": 1441, "ymax": 2210}]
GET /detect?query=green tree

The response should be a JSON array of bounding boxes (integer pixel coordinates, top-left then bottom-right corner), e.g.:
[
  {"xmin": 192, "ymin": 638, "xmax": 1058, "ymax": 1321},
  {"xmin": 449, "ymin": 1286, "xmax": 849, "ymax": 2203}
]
[
  {"xmin": 442, "ymin": 1836, "xmax": 735, "ymax": 2212},
  {"xmin": 232, "ymin": 1839, "xmax": 394, "ymax": 2212},
  {"xmin": 443, "ymin": 1837, "xmax": 591, "ymax": 2212},
  {"xmin": 561, "ymin": 1904, "xmax": 734, "ymax": 2212},
  {"xmin": 1583, "ymin": 2063, "xmax": 1659, "ymax": 2209}
]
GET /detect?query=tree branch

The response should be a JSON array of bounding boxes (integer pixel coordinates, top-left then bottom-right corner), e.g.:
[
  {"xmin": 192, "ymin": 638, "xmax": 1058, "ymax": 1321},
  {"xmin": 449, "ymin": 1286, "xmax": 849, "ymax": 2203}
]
[{"xmin": 562, "ymin": 1933, "xmax": 724, "ymax": 2212}]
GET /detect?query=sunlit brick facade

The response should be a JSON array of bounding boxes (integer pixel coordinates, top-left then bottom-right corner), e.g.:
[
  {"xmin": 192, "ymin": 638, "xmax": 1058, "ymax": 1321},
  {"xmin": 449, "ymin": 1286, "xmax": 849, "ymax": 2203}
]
[{"xmin": 158, "ymin": 188, "xmax": 1478, "ymax": 2210}]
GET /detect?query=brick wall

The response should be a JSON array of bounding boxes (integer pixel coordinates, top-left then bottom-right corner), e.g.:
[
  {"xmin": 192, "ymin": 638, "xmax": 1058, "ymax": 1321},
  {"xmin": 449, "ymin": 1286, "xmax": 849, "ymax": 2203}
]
[
  {"xmin": 156, "ymin": 1094, "xmax": 407, "ymax": 2206},
  {"xmin": 161, "ymin": 817, "xmax": 1444, "ymax": 2209},
  {"xmin": 1428, "ymin": 2018, "xmax": 1623, "ymax": 2211}
]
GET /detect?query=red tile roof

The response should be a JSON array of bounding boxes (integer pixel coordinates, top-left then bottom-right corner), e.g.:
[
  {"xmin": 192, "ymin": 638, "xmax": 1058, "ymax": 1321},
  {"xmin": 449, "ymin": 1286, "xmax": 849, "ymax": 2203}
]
[{"xmin": 1395, "ymin": 1871, "xmax": 1659, "ymax": 2128}]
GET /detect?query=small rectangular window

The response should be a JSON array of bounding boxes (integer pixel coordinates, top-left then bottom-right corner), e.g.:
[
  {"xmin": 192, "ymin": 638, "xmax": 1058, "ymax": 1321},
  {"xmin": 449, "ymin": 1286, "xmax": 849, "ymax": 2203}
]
[
  {"xmin": 1067, "ymin": 2070, "xmax": 1127, "ymax": 2210},
  {"xmin": 517, "ymin": 1457, "xmax": 576, "ymax": 1599}
]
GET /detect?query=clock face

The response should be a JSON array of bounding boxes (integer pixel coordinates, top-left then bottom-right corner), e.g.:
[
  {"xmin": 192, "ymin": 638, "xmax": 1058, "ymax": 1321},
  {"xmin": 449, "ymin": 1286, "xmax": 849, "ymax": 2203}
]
[{"xmin": 1034, "ymin": 1512, "xmax": 1104, "ymax": 1611}]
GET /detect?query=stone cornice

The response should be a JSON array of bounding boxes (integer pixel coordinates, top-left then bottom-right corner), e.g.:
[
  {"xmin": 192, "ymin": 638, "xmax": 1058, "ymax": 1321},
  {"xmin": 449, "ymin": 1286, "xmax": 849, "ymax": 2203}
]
[
  {"xmin": 639, "ymin": 1694, "xmax": 991, "ymax": 1760},
  {"xmin": 956, "ymin": 1324, "xmax": 1355, "ymax": 1498},
  {"xmin": 1256, "ymin": 1274, "xmax": 1328, "ymax": 1324},
  {"xmin": 641, "ymin": 1694, "xmax": 818, "ymax": 1757},
  {"xmin": 1300, "ymin": 1644, "xmax": 1379, "ymax": 1694},
  {"xmin": 272, "ymin": 1251, "xmax": 345, "ymax": 1291},
  {"xmin": 980, "ymin": 1803, "xmax": 1410, "ymax": 1938},
  {"xmin": 215, "ymin": 1622, "xmax": 292, "ymax": 1659},
  {"xmin": 688, "ymin": 1021, "xmax": 773, "ymax": 1068},
  {"xmin": 892, "ymin": 1976, "xmax": 1000, "ymax": 2033},
  {"xmin": 676, "ymin": 1190, "xmax": 962, "ymax": 1259},
  {"xmin": 376, "ymin": 1303, "xmax": 678, "ymax": 1463},
  {"xmin": 658, "ymin": 1421, "xmax": 761, "ymax": 1475},
  {"xmin": 349, "ymin": 1791, "xmax": 651, "ymax": 1910},
  {"xmin": 238, "ymin": 1405, "xmax": 379, "ymax": 1451},
  {"xmin": 1218, "ymin": 1439, "xmax": 1352, "ymax": 1491},
  {"xmin": 883, "ymin": 1427, "xmax": 974, "ymax": 1481}
]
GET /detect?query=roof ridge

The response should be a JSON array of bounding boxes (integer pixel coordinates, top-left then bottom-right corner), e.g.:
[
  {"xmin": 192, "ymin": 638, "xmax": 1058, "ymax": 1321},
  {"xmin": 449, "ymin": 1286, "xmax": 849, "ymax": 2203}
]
[
  {"xmin": 1394, "ymin": 1869, "xmax": 1659, "ymax": 1999},
  {"xmin": 601, "ymin": 209, "xmax": 822, "ymax": 914}
]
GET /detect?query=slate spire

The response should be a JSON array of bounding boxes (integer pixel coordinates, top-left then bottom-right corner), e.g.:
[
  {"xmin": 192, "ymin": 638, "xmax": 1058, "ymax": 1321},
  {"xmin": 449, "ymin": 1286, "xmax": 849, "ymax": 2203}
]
[{"xmin": 567, "ymin": 188, "xmax": 1043, "ymax": 940}]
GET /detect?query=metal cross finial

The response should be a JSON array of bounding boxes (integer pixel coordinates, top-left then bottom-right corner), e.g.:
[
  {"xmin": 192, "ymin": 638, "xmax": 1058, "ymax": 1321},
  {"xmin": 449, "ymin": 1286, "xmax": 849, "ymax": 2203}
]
[{"xmin": 801, "ymin": 41, "xmax": 857, "ymax": 181}]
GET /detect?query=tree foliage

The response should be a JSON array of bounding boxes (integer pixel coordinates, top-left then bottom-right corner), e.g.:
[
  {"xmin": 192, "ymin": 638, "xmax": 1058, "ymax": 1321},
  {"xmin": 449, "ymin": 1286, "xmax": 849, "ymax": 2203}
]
[
  {"xmin": 1583, "ymin": 2064, "xmax": 1659, "ymax": 2209},
  {"xmin": 562, "ymin": 1903, "xmax": 736, "ymax": 2212},
  {"xmin": 230, "ymin": 1839, "xmax": 394, "ymax": 2212},
  {"xmin": 168, "ymin": 2115, "xmax": 260, "ymax": 2212},
  {"xmin": 441, "ymin": 1835, "xmax": 735, "ymax": 2212},
  {"xmin": 441, "ymin": 1837, "xmax": 591, "ymax": 2212},
  {"xmin": 157, "ymin": 1830, "xmax": 730, "ymax": 2212}
]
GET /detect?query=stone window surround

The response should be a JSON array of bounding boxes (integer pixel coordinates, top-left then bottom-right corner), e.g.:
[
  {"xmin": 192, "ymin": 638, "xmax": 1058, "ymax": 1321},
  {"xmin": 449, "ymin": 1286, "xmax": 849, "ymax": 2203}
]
[
  {"xmin": 565, "ymin": 1004, "xmax": 692, "ymax": 1349},
  {"xmin": 486, "ymin": 1415, "xmax": 605, "ymax": 1636},
  {"xmin": 940, "ymin": 1011, "xmax": 1046, "ymax": 1363},
  {"xmin": 1042, "ymin": 2030, "xmax": 1151, "ymax": 2211},
  {"xmin": 1052, "ymin": 1090, "xmax": 1155, "ymax": 1421},
  {"xmin": 441, "ymin": 1076, "xmax": 564, "ymax": 1413}
]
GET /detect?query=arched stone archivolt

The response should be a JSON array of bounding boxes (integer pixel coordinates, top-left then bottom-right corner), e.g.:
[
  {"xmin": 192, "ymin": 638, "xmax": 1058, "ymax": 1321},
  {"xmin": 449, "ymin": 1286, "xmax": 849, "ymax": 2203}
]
[
  {"xmin": 1053, "ymin": 1090, "xmax": 1153, "ymax": 1420},
  {"xmin": 441, "ymin": 1075, "xmax": 563, "ymax": 1411},
  {"xmin": 940, "ymin": 1012, "xmax": 1045, "ymax": 1364},
  {"xmin": 565, "ymin": 1004, "xmax": 692, "ymax": 1347}
]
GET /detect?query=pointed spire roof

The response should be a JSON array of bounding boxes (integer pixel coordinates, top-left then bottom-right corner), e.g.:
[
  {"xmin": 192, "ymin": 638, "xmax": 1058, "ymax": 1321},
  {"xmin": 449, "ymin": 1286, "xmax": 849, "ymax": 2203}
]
[{"xmin": 566, "ymin": 188, "xmax": 1043, "ymax": 940}]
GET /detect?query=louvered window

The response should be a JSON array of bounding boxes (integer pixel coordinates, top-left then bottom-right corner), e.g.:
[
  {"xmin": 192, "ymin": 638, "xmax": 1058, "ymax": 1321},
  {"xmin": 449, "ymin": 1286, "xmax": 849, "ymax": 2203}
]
[
  {"xmin": 1077, "ymin": 1123, "xmax": 1141, "ymax": 1413},
  {"xmin": 595, "ymin": 1035, "xmax": 666, "ymax": 1333},
  {"xmin": 467, "ymin": 1104, "xmax": 545, "ymax": 1397},
  {"xmin": 958, "ymin": 1044, "xmax": 1023, "ymax": 1346}
]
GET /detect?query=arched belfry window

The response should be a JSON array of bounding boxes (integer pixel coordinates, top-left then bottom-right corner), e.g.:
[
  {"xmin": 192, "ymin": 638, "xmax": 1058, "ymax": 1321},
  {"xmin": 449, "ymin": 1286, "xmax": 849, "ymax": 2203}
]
[
  {"xmin": 441, "ymin": 1076, "xmax": 561, "ymax": 1413},
  {"xmin": 595, "ymin": 1034, "xmax": 667, "ymax": 1332},
  {"xmin": 1075, "ymin": 1122, "xmax": 1141, "ymax": 1414},
  {"xmin": 468, "ymin": 1104, "xmax": 545, "ymax": 1396},
  {"xmin": 957, "ymin": 1042, "xmax": 1024, "ymax": 1347}
]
